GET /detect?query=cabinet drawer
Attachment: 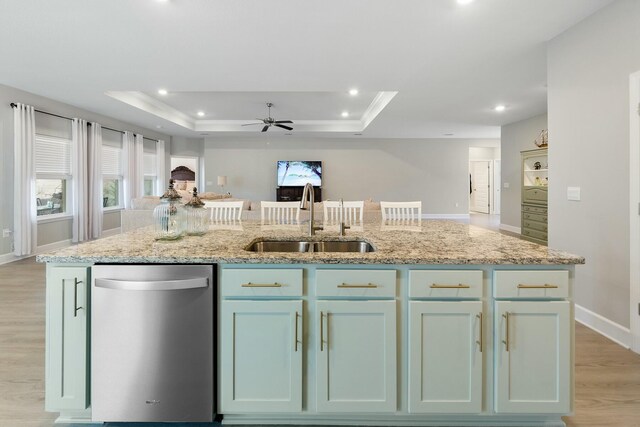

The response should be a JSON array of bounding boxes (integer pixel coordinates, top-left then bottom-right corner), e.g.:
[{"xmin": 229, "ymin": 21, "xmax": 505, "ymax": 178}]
[
  {"xmin": 494, "ymin": 270, "xmax": 569, "ymax": 298},
  {"xmin": 222, "ymin": 268, "xmax": 303, "ymax": 297},
  {"xmin": 316, "ymin": 270, "xmax": 396, "ymax": 298},
  {"xmin": 522, "ymin": 219, "xmax": 548, "ymax": 232},
  {"xmin": 522, "ymin": 228, "xmax": 547, "ymax": 242},
  {"xmin": 522, "ymin": 204, "xmax": 547, "ymax": 214},
  {"xmin": 523, "ymin": 187, "xmax": 548, "ymax": 204},
  {"xmin": 409, "ymin": 270, "xmax": 483, "ymax": 299},
  {"xmin": 522, "ymin": 212, "xmax": 547, "ymax": 222}
]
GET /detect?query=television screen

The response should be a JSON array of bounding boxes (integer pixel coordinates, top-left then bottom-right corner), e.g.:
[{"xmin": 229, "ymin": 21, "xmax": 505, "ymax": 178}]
[{"xmin": 277, "ymin": 161, "xmax": 322, "ymax": 187}]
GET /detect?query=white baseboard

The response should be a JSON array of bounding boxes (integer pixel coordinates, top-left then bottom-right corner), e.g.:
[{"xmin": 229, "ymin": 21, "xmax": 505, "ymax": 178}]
[
  {"xmin": 0, "ymin": 239, "xmax": 73, "ymax": 266},
  {"xmin": 101, "ymin": 227, "xmax": 121, "ymax": 238},
  {"xmin": 499, "ymin": 224, "xmax": 521, "ymax": 234},
  {"xmin": 422, "ymin": 214, "xmax": 470, "ymax": 219},
  {"xmin": 575, "ymin": 304, "xmax": 632, "ymax": 349}
]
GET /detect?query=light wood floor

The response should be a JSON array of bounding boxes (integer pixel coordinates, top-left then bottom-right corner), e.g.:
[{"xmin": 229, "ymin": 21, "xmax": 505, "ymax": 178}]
[{"xmin": 1, "ymin": 257, "xmax": 639, "ymax": 427}]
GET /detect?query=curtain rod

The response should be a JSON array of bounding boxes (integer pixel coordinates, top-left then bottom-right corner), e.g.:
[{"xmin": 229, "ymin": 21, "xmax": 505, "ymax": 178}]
[{"xmin": 10, "ymin": 102, "xmax": 160, "ymax": 142}]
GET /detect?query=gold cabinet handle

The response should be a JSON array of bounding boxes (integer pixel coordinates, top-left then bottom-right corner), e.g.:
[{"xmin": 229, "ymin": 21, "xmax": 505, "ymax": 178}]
[
  {"xmin": 337, "ymin": 283, "xmax": 377, "ymax": 288},
  {"xmin": 430, "ymin": 283, "xmax": 471, "ymax": 289},
  {"xmin": 241, "ymin": 282, "xmax": 282, "ymax": 288},
  {"xmin": 476, "ymin": 312, "xmax": 483, "ymax": 353},
  {"xmin": 320, "ymin": 311, "xmax": 325, "ymax": 352},
  {"xmin": 517, "ymin": 283, "xmax": 558, "ymax": 289},
  {"xmin": 294, "ymin": 311, "xmax": 300, "ymax": 352},
  {"xmin": 73, "ymin": 278, "xmax": 83, "ymax": 317},
  {"xmin": 502, "ymin": 312, "xmax": 510, "ymax": 352}
]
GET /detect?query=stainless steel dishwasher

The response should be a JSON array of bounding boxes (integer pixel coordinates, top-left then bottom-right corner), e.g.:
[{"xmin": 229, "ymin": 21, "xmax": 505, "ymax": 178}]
[{"xmin": 91, "ymin": 264, "xmax": 214, "ymax": 422}]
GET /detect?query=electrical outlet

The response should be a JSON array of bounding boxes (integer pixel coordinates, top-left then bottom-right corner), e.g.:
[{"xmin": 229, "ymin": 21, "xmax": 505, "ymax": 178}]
[
  {"xmin": 2, "ymin": 229, "xmax": 11, "ymax": 238},
  {"xmin": 503, "ymin": 182, "xmax": 510, "ymax": 189}
]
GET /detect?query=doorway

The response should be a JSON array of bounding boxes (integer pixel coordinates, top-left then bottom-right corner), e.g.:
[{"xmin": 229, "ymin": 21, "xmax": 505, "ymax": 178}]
[
  {"xmin": 170, "ymin": 156, "xmax": 200, "ymax": 191},
  {"xmin": 470, "ymin": 161, "xmax": 491, "ymax": 214}
]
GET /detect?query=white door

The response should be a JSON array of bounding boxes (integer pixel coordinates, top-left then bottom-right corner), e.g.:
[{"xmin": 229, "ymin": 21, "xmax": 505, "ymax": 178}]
[
  {"xmin": 470, "ymin": 161, "xmax": 490, "ymax": 214},
  {"xmin": 495, "ymin": 301, "xmax": 571, "ymax": 414},
  {"xmin": 316, "ymin": 300, "xmax": 397, "ymax": 412},
  {"xmin": 220, "ymin": 300, "xmax": 302, "ymax": 413},
  {"xmin": 408, "ymin": 301, "xmax": 483, "ymax": 413},
  {"xmin": 493, "ymin": 159, "xmax": 501, "ymax": 214}
]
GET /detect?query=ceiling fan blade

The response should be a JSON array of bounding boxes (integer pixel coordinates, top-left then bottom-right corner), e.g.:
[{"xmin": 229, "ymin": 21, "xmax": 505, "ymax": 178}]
[
  {"xmin": 275, "ymin": 120, "xmax": 293, "ymax": 124},
  {"xmin": 241, "ymin": 123, "xmax": 263, "ymax": 126},
  {"xmin": 262, "ymin": 125, "xmax": 269, "ymax": 132},
  {"xmin": 275, "ymin": 124, "xmax": 293, "ymax": 131}
]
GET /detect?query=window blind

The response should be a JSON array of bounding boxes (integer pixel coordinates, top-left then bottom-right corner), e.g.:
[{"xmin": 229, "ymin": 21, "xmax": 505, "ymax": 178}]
[
  {"xmin": 35, "ymin": 135, "xmax": 71, "ymax": 175},
  {"xmin": 144, "ymin": 153, "xmax": 157, "ymax": 176},
  {"xmin": 102, "ymin": 145, "xmax": 123, "ymax": 175}
]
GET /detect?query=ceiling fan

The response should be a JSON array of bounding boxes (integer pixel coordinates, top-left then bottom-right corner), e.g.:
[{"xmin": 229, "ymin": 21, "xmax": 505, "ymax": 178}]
[{"xmin": 242, "ymin": 102, "xmax": 293, "ymax": 132}]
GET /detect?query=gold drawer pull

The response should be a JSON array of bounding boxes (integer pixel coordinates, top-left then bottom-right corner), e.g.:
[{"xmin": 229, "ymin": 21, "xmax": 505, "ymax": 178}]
[
  {"xmin": 502, "ymin": 312, "xmax": 510, "ymax": 352},
  {"xmin": 430, "ymin": 283, "xmax": 471, "ymax": 289},
  {"xmin": 338, "ymin": 283, "xmax": 377, "ymax": 288},
  {"xmin": 241, "ymin": 282, "xmax": 282, "ymax": 288},
  {"xmin": 476, "ymin": 312, "xmax": 483, "ymax": 353},
  {"xmin": 517, "ymin": 284, "xmax": 558, "ymax": 289}
]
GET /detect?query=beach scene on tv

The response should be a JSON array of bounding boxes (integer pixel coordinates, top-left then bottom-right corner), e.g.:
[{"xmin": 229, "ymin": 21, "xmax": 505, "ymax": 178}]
[{"xmin": 277, "ymin": 161, "xmax": 322, "ymax": 186}]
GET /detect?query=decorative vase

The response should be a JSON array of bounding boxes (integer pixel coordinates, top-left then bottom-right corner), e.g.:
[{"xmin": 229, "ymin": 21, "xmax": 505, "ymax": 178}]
[
  {"xmin": 184, "ymin": 187, "xmax": 209, "ymax": 236},
  {"xmin": 153, "ymin": 179, "xmax": 186, "ymax": 240}
]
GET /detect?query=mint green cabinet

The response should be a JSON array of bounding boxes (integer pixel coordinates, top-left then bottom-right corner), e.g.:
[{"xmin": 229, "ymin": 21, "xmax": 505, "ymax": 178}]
[{"xmin": 45, "ymin": 265, "xmax": 90, "ymax": 412}]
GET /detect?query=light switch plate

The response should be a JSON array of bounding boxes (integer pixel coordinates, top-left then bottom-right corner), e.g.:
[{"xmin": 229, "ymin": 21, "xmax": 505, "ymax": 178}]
[
  {"xmin": 503, "ymin": 182, "xmax": 510, "ymax": 189},
  {"xmin": 567, "ymin": 187, "xmax": 581, "ymax": 201}
]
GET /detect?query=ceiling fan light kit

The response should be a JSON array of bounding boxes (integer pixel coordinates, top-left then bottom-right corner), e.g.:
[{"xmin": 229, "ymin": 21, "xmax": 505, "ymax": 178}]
[{"xmin": 242, "ymin": 102, "xmax": 294, "ymax": 132}]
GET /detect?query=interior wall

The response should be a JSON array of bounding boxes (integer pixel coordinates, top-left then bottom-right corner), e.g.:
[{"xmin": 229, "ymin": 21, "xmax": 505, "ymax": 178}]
[
  {"xmin": 547, "ymin": 0, "xmax": 640, "ymax": 328},
  {"xmin": 204, "ymin": 137, "xmax": 498, "ymax": 214},
  {"xmin": 0, "ymin": 83, "xmax": 171, "ymax": 257},
  {"xmin": 500, "ymin": 113, "xmax": 548, "ymax": 229}
]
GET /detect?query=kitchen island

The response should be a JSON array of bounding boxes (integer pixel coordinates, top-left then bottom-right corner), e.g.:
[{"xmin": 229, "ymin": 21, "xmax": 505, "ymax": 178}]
[{"xmin": 38, "ymin": 220, "xmax": 584, "ymax": 426}]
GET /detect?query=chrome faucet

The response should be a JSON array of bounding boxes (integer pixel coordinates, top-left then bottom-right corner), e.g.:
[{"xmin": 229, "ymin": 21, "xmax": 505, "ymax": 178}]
[
  {"xmin": 338, "ymin": 198, "xmax": 350, "ymax": 236},
  {"xmin": 300, "ymin": 183, "xmax": 323, "ymax": 236}
]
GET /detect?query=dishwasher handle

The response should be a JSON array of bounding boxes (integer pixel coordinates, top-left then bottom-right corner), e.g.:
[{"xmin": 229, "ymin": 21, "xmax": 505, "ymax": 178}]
[{"xmin": 95, "ymin": 277, "xmax": 209, "ymax": 291}]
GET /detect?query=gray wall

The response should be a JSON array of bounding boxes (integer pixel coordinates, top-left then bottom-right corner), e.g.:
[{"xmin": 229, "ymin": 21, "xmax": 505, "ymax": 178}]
[
  {"xmin": 547, "ymin": 0, "xmax": 640, "ymax": 328},
  {"xmin": 500, "ymin": 114, "xmax": 548, "ymax": 229},
  {"xmin": 0, "ymin": 83, "xmax": 171, "ymax": 257},
  {"xmin": 204, "ymin": 137, "xmax": 498, "ymax": 214}
]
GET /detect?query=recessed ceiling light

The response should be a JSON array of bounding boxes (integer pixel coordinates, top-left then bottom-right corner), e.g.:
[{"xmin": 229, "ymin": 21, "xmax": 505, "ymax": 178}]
[
  {"xmin": 197, "ymin": 111, "xmax": 205, "ymax": 117},
  {"xmin": 156, "ymin": 125, "xmax": 163, "ymax": 129},
  {"xmin": 157, "ymin": 89, "xmax": 168, "ymax": 95},
  {"xmin": 349, "ymin": 89, "xmax": 359, "ymax": 96},
  {"xmin": 341, "ymin": 111, "xmax": 349, "ymax": 118},
  {"xmin": 494, "ymin": 104, "xmax": 506, "ymax": 112},
  {"xmin": 457, "ymin": 0, "xmax": 474, "ymax": 4}
]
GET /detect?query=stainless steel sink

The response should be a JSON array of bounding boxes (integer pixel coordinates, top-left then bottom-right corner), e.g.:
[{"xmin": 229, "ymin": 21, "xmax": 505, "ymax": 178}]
[{"xmin": 247, "ymin": 240, "xmax": 374, "ymax": 253}]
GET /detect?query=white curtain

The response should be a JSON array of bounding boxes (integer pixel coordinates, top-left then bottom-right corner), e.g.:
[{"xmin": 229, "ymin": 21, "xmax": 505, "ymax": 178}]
[
  {"xmin": 156, "ymin": 139, "xmax": 165, "ymax": 194},
  {"xmin": 71, "ymin": 119, "xmax": 88, "ymax": 243},
  {"xmin": 88, "ymin": 122, "xmax": 103, "ymax": 239},
  {"xmin": 13, "ymin": 103, "xmax": 37, "ymax": 256},
  {"xmin": 123, "ymin": 131, "xmax": 144, "ymax": 208}
]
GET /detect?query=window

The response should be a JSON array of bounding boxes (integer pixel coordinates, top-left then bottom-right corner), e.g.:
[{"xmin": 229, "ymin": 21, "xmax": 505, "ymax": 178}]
[
  {"xmin": 102, "ymin": 132, "xmax": 124, "ymax": 209},
  {"xmin": 143, "ymin": 153, "xmax": 157, "ymax": 196},
  {"xmin": 35, "ymin": 135, "xmax": 71, "ymax": 218},
  {"xmin": 143, "ymin": 139, "xmax": 158, "ymax": 196}
]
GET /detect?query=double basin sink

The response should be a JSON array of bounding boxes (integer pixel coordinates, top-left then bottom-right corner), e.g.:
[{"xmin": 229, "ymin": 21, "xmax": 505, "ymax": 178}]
[{"xmin": 247, "ymin": 239, "xmax": 375, "ymax": 253}]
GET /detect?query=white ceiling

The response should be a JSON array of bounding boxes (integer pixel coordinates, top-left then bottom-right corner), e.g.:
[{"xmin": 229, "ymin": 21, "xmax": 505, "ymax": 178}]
[{"xmin": 0, "ymin": 0, "xmax": 613, "ymax": 139}]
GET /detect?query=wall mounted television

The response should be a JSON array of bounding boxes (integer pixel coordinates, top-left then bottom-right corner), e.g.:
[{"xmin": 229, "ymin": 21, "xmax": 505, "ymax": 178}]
[{"xmin": 277, "ymin": 161, "xmax": 322, "ymax": 187}]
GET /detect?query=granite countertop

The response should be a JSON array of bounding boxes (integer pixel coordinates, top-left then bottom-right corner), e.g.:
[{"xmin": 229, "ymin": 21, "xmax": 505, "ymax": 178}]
[{"xmin": 36, "ymin": 219, "xmax": 585, "ymax": 265}]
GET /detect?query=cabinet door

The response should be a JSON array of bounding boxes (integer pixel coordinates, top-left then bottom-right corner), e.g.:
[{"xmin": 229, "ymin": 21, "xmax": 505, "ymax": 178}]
[
  {"xmin": 408, "ymin": 301, "xmax": 483, "ymax": 413},
  {"xmin": 221, "ymin": 300, "xmax": 302, "ymax": 413},
  {"xmin": 45, "ymin": 266, "xmax": 89, "ymax": 411},
  {"xmin": 495, "ymin": 301, "xmax": 571, "ymax": 413},
  {"xmin": 316, "ymin": 300, "xmax": 396, "ymax": 412}
]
